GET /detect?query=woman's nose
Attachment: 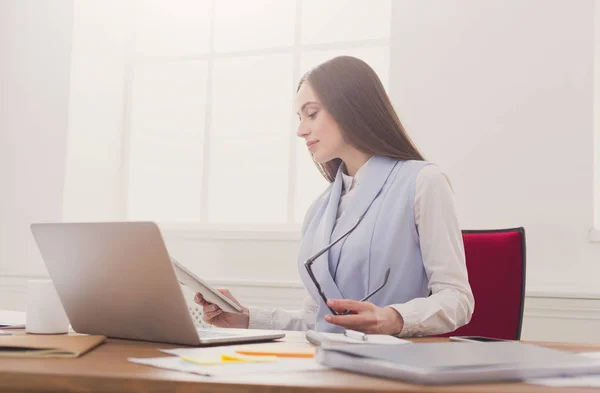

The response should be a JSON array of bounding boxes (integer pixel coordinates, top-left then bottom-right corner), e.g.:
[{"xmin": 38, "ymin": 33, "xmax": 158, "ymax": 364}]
[{"xmin": 296, "ymin": 123, "xmax": 310, "ymax": 138}]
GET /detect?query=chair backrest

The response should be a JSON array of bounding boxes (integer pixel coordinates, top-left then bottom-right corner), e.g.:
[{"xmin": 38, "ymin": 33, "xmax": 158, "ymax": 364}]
[{"xmin": 440, "ymin": 227, "xmax": 526, "ymax": 340}]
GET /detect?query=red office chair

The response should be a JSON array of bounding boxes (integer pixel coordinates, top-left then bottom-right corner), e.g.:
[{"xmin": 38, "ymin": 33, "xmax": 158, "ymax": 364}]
[{"xmin": 439, "ymin": 227, "xmax": 526, "ymax": 340}]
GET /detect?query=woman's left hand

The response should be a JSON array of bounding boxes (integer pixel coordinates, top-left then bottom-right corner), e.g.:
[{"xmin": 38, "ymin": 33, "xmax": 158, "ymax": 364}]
[{"xmin": 324, "ymin": 299, "xmax": 404, "ymax": 335}]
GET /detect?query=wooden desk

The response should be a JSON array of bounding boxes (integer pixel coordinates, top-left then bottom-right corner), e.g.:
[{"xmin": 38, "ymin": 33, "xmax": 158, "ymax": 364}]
[{"xmin": 0, "ymin": 332, "xmax": 599, "ymax": 393}]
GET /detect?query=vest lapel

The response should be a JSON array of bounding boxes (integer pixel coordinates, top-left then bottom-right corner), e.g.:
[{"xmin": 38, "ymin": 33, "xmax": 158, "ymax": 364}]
[
  {"xmin": 329, "ymin": 156, "xmax": 400, "ymax": 276},
  {"xmin": 300, "ymin": 157, "xmax": 400, "ymax": 305},
  {"xmin": 304, "ymin": 166, "xmax": 345, "ymax": 301},
  {"xmin": 321, "ymin": 167, "xmax": 343, "ymax": 245}
]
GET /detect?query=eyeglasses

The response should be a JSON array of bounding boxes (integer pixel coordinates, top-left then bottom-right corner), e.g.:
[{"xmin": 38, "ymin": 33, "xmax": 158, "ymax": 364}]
[{"xmin": 303, "ymin": 213, "xmax": 391, "ymax": 316}]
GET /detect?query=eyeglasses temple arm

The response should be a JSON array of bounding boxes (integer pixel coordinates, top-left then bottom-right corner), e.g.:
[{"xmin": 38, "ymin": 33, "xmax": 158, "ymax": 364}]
[
  {"xmin": 304, "ymin": 264, "xmax": 336, "ymax": 314},
  {"xmin": 304, "ymin": 214, "xmax": 365, "ymax": 268},
  {"xmin": 303, "ymin": 214, "xmax": 366, "ymax": 315},
  {"xmin": 339, "ymin": 268, "xmax": 391, "ymax": 316},
  {"xmin": 358, "ymin": 268, "xmax": 391, "ymax": 302}
]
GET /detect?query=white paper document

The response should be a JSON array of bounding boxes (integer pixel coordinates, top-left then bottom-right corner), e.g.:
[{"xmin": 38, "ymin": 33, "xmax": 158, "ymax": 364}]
[
  {"xmin": 305, "ymin": 329, "xmax": 409, "ymax": 346},
  {"xmin": 128, "ymin": 356, "xmax": 326, "ymax": 377},
  {"xmin": 319, "ymin": 332, "xmax": 409, "ymax": 344},
  {"xmin": 527, "ymin": 352, "xmax": 600, "ymax": 387}
]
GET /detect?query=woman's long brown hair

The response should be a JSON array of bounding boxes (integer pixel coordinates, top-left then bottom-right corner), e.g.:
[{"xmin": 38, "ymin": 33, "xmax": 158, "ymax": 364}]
[{"xmin": 298, "ymin": 56, "xmax": 425, "ymax": 182}]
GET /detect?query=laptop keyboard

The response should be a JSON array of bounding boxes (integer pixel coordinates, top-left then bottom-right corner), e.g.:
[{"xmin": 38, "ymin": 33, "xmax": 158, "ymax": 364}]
[{"xmin": 196, "ymin": 329, "xmax": 240, "ymax": 338}]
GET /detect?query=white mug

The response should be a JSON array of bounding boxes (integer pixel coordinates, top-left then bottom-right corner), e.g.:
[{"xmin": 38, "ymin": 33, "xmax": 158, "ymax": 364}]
[{"xmin": 26, "ymin": 279, "xmax": 69, "ymax": 334}]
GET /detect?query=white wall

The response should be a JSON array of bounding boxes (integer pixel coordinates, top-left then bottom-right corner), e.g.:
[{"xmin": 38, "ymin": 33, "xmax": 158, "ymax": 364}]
[
  {"xmin": 0, "ymin": 0, "xmax": 74, "ymax": 281},
  {"xmin": 390, "ymin": 0, "xmax": 600, "ymax": 296},
  {"xmin": 1, "ymin": 0, "xmax": 599, "ymax": 342},
  {"xmin": 387, "ymin": 0, "xmax": 600, "ymax": 342}
]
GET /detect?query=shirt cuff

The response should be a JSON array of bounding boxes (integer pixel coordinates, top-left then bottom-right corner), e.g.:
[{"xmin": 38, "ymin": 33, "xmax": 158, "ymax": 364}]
[
  {"xmin": 389, "ymin": 303, "xmax": 422, "ymax": 337},
  {"xmin": 248, "ymin": 307, "xmax": 271, "ymax": 330}
]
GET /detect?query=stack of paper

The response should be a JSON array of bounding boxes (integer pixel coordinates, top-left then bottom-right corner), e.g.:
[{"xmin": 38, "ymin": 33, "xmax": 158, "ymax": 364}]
[
  {"xmin": 527, "ymin": 352, "xmax": 600, "ymax": 388},
  {"xmin": 316, "ymin": 341, "xmax": 600, "ymax": 384}
]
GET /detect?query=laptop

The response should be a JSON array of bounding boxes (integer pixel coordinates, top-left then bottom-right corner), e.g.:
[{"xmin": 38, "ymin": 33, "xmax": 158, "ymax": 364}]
[{"xmin": 30, "ymin": 222, "xmax": 285, "ymax": 346}]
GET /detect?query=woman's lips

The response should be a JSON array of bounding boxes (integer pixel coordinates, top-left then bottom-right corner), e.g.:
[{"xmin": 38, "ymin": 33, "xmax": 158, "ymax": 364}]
[{"xmin": 307, "ymin": 140, "xmax": 319, "ymax": 152}]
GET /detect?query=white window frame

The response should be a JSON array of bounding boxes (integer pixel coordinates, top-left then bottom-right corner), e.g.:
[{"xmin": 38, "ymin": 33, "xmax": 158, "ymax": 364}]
[
  {"xmin": 63, "ymin": 0, "xmax": 391, "ymax": 239},
  {"xmin": 117, "ymin": 0, "xmax": 390, "ymax": 236}
]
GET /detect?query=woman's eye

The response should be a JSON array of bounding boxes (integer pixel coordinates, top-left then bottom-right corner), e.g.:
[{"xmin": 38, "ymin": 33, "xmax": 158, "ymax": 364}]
[{"xmin": 308, "ymin": 112, "xmax": 318, "ymax": 119}]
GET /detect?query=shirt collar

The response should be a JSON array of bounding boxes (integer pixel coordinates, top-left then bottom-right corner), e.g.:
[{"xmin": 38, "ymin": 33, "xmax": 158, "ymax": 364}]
[
  {"xmin": 341, "ymin": 157, "xmax": 372, "ymax": 192},
  {"xmin": 341, "ymin": 171, "xmax": 354, "ymax": 192}
]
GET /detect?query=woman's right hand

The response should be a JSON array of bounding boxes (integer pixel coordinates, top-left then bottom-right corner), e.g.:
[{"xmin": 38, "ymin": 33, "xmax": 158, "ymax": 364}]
[{"xmin": 194, "ymin": 288, "xmax": 250, "ymax": 329}]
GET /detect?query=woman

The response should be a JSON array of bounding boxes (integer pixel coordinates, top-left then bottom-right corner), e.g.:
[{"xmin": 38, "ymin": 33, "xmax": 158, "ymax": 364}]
[{"xmin": 196, "ymin": 56, "xmax": 474, "ymax": 336}]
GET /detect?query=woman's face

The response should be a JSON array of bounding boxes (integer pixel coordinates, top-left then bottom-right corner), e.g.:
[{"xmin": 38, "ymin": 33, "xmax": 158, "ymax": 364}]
[{"xmin": 296, "ymin": 82, "xmax": 346, "ymax": 163}]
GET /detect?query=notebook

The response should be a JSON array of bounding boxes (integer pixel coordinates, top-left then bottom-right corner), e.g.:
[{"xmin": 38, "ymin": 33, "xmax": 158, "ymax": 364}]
[
  {"xmin": 0, "ymin": 333, "xmax": 106, "ymax": 358},
  {"xmin": 317, "ymin": 341, "xmax": 600, "ymax": 385}
]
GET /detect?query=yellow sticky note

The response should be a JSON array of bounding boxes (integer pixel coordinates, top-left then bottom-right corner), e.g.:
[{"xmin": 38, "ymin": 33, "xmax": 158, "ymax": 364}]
[
  {"xmin": 221, "ymin": 352, "xmax": 278, "ymax": 363},
  {"xmin": 180, "ymin": 355, "xmax": 228, "ymax": 366},
  {"xmin": 179, "ymin": 352, "xmax": 278, "ymax": 366}
]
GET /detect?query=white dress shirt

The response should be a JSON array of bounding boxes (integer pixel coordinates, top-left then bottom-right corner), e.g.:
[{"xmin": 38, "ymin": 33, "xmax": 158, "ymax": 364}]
[{"xmin": 248, "ymin": 163, "xmax": 474, "ymax": 337}]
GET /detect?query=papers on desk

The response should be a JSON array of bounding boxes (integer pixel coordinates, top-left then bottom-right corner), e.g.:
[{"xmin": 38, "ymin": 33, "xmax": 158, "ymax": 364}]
[
  {"xmin": 128, "ymin": 356, "xmax": 325, "ymax": 377},
  {"xmin": 130, "ymin": 331, "xmax": 405, "ymax": 377},
  {"xmin": 306, "ymin": 330, "xmax": 409, "ymax": 346},
  {"xmin": 527, "ymin": 352, "xmax": 600, "ymax": 388},
  {"xmin": 161, "ymin": 345, "xmax": 316, "ymax": 359},
  {"xmin": 0, "ymin": 310, "xmax": 26, "ymax": 329},
  {"xmin": 129, "ymin": 344, "xmax": 326, "ymax": 377}
]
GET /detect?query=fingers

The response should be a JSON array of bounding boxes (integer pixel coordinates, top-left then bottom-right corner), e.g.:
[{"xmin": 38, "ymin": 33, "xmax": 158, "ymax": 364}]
[
  {"xmin": 203, "ymin": 308, "xmax": 222, "ymax": 323},
  {"xmin": 324, "ymin": 313, "xmax": 373, "ymax": 330},
  {"xmin": 203, "ymin": 303, "xmax": 220, "ymax": 313},
  {"xmin": 217, "ymin": 288, "xmax": 243, "ymax": 307},
  {"xmin": 200, "ymin": 300, "xmax": 222, "ymax": 315},
  {"xmin": 194, "ymin": 293, "xmax": 208, "ymax": 306},
  {"xmin": 217, "ymin": 288, "xmax": 233, "ymax": 300},
  {"xmin": 195, "ymin": 293, "xmax": 223, "ymax": 316},
  {"xmin": 324, "ymin": 300, "xmax": 377, "ymax": 331},
  {"xmin": 327, "ymin": 299, "xmax": 372, "ymax": 313},
  {"xmin": 197, "ymin": 289, "xmax": 244, "ymax": 315}
]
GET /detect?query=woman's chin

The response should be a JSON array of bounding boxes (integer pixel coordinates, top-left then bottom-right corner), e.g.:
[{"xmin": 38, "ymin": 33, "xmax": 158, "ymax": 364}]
[
  {"xmin": 312, "ymin": 155, "xmax": 327, "ymax": 164},
  {"xmin": 312, "ymin": 152, "xmax": 333, "ymax": 164}
]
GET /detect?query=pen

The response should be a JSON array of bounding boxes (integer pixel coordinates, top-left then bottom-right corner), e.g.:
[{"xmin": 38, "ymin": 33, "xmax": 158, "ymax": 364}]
[{"xmin": 344, "ymin": 329, "xmax": 367, "ymax": 341}]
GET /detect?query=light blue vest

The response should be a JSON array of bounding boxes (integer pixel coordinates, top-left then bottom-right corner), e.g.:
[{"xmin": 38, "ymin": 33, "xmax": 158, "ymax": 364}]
[{"xmin": 297, "ymin": 156, "xmax": 431, "ymax": 332}]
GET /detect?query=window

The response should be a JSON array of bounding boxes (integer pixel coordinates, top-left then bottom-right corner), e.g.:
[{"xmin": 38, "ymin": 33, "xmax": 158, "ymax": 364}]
[{"xmin": 63, "ymin": 0, "xmax": 392, "ymax": 229}]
